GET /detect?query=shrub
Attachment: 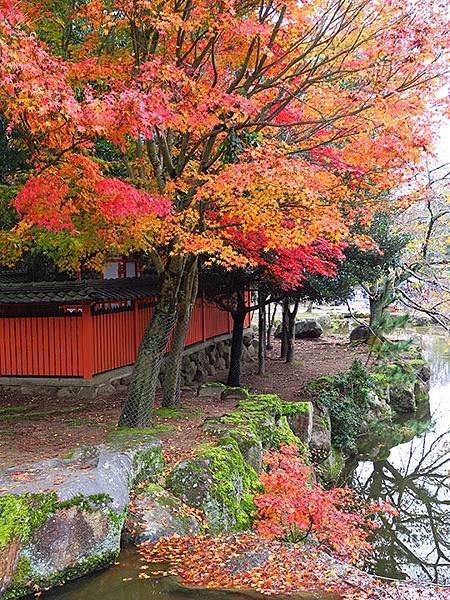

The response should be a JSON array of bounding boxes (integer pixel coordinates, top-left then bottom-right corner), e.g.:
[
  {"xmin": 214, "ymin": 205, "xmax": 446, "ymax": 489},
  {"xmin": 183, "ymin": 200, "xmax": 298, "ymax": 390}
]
[
  {"xmin": 254, "ymin": 444, "xmax": 395, "ymax": 562},
  {"xmin": 315, "ymin": 359, "xmax": 376, "ymax": 453}
]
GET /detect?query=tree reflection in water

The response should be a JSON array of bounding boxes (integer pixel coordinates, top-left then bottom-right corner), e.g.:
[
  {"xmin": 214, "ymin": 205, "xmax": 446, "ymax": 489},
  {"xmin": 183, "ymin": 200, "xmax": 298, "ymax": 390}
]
[
  {"xmin": 345, "ymin": 333, "xmax": 450, "ymax": 585},
  {"xmin": 347, "ymin": 430, "xmax": 449, "ymax": 584}
]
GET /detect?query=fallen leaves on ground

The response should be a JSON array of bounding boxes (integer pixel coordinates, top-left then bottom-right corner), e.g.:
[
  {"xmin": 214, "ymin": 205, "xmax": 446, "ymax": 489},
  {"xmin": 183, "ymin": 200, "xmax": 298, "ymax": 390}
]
[{"xmin": 139, "ymin": 533, "xmax": 449, "ymax": 599}]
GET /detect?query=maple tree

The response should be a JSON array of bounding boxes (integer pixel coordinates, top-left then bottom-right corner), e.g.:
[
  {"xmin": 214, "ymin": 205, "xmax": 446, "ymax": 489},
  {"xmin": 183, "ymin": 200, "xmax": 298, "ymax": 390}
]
[
  {"xmin": 254, "ymin": 444, "xmax": 395, "ymax": 560},
  {"xmin": 0, "ymin": 0, "xmax": 447, "ymax": 425}
]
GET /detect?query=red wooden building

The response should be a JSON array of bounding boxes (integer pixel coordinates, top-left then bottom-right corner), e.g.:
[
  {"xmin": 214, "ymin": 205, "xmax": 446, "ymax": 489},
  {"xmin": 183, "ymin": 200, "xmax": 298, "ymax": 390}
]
[{"xmin": 0, "ymin": 278, "xmax": 250, "ymax": 381}]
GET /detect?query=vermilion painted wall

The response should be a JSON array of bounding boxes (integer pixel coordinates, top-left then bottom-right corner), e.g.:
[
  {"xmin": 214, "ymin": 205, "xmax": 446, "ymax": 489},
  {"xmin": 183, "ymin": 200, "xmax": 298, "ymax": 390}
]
[{"xmin": 0, "ymin": 295, "xmax": 251, "ymax": 379}]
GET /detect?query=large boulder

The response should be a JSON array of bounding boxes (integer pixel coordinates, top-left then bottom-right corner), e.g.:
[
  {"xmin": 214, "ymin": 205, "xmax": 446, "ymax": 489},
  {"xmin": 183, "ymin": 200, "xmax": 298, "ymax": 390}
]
[
  {"xmin": 123, "ymin": 484, "xmax": 203, "ymax": 544},
  {"xmin": 166, "ymin": 440, "xmax": 259, "ymax": 534},
  {"xmin": 0, "ymin": 433, "xmax": 164, "ymax": 599},
  {"xmin": 285, "ymin": 401, "xmax": 313, "ymax": 444},
  {"xmin": 295, "ymin": 319, "xmax": 323, "ymax": 339},
  {"xmin": 275, "ymin": 319, "xmax": 323, "ymax": 340}
]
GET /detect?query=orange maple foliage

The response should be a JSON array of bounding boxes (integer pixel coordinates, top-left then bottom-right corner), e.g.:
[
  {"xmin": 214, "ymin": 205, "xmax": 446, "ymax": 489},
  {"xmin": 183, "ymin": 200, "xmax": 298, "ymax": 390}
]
[{"xmin": 0, "ymin": 0, "xmax": 447, "ymax": 271}]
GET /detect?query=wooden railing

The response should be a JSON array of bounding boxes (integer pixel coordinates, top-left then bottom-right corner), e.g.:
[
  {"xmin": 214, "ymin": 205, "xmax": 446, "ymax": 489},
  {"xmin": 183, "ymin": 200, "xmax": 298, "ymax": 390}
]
[{"xmin": 0, "ymin": 294, "xmax": 251, "ymax": 379}]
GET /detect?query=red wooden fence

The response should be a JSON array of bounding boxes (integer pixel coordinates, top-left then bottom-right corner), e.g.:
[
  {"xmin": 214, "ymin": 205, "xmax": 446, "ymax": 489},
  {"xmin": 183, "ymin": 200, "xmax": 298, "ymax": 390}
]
[{"xmin": 0, "ymin": 294, "xmax": 251, "ymax": 379}]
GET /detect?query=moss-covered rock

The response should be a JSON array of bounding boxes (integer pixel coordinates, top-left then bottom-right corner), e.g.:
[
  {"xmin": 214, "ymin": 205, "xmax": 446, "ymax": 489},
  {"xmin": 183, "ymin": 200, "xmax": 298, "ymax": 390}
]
[
  {"xmin": 318, "ymin": 447, "xmax": 345, "ymax": 484},
  {"xmin": 166, "ymin": 438, "xmax": 261, "ymax": 533},
  {"xmin": 0, "ymin": 436, "xmax": 164, "ymax": 598},
  {"xmin": 201, "ymin": 394, "xmax": 308, "ymax": 471},
  {"xmin": 220, "ymin": 387, "xmax": 250, "ymax": 401}
]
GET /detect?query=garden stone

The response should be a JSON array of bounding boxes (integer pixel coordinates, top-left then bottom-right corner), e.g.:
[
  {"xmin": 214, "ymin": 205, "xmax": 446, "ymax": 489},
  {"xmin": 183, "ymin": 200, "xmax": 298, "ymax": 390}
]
[
  {"xmin": 97, "ymin": 383, "xmax": 116, "ymax": 397},
  {"xmin": 227, "ymin": 549, "xmax": 270, "ymax": 575},
  {"xmin": 200, "ymin": 419, "xmax": 263, "ymax": 472},
  {"xmin": 24, "ymin": 506, "xmax": 117, "ymax": 579},
  {"xmin": 124, "ymin": 484, "xmax": 202, "ymax": 544},
  {"xmin": 350, "ymin": 325, "xmax": 371, "ymax": 342},
  {"xmin": 0, "ymin": 436, "xmax": 164, "ymax": 599},
  {"xmin": 295, "ymin": 319, "xmax": 323, "ymax": 339},
  {"xmin": 418, "ymin": 364, "xmax": 431, "ymax": 382},
  {"xmin": 194, "ymin": 365, "xmax": 208, "ymax": 382},
  {"xmin": 216, "ymin": 357, "xmax": 227, "ymax": 371},
  {"xmin": 389, "ymin": 385, "xmax": 416, "ymax": 413},
  {"xmin": 309, "ymin": 404, "xmax": 331, "ymax": 463},
  {"xmin": 57, "ymin": 387, "xmax": 74, "ymax": 400},
  {"xmin": 287, "ymin": 402, "xmax": 313, "ymax": 443},
  {"xmin": 166, "ymin": 442, "xmax": 257, "ymax": 533},
  {"xmin": 197, "ymin": 382, "xmax": 226, "ymax": 399},
  {"xmin": 221, "ymin": 387, "xmax": 250, "ymax": 402},
  {"xmin": 316, "ymin": 314, "xmax": 332, "ymax": 329},
  {"xmin": 206, "ymin": 363, "xmax": 217, "ymax": 377}
]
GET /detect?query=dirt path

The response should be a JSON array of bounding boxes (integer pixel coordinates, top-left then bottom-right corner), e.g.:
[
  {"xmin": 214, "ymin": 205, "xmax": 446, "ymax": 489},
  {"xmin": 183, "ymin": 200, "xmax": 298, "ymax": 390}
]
[{"xmin": 0, "ymin": 335, "xmax": 364, "ymax": 470}]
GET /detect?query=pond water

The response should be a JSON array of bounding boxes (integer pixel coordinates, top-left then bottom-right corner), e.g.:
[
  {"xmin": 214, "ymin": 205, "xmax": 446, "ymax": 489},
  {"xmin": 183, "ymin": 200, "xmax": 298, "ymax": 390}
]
[
  {"xmin": 45, "ymin": 330, "xmax": 449, "ymax": 599},
  {"xmin": 44, "ymin": 547, "xmax": 329, "ymax": 600},
  {"xmin": 343, "ymin": 331, "xmax": 450, "ymax": 585}
]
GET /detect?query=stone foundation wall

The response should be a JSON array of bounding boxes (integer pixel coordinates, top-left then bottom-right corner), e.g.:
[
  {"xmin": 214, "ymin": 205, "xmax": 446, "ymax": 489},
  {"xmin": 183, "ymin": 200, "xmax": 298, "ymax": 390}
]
[{"xmin": 0, "ymin": 330, "xmax": 256, "ymax": 399}]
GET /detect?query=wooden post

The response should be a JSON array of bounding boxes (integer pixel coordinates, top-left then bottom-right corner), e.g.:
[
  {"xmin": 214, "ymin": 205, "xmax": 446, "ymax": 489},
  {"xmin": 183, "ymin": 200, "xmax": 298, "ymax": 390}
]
[
  {"xmin": 133, "ymin": 299, "xmax": 140, "ymax": 356},
  {"xmin": 81, "ymin": 304, "xmax": 94, "ymax": 379},
  {"xmin": 201, "ymin": 291, "xmax": 206, "ymax": 341}
]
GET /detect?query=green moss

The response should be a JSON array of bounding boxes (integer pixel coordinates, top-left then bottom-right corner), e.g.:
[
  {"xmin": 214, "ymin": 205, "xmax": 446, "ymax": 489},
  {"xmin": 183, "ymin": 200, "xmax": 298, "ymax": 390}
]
[
  {"xmin": 10, "ymin": 557, "xmax": 32, "ymax": 586},
  {"xmin": 200, "ymin": 382, "xmax": 226, "ymax": 389},
  {"xmin": 3, "ymin": 405, "xmax": 88, "ymax": 423},
  {"xmin": 0, "ymin": 406, "xmax": 31, "ymax": 417},
  {"xmin": 154, "ymin": 407, "xmax": 183, "ymax": 418},
  {"xmin": 167, "ymin": 438, "xmax": 261, "ymax": 533},
  {"xmin": 59, "ymin": 493, "xmax": 112, "ymax": 512},
  {"xmin": 144, "ymin": 482, "xmax": 164, "ymax": 494},
  {"xmin": 280, "ymin": 401, "xmax": 310, "ymax": 416},
  {"xmin": 224, "ymin": 386, "xmax": 250, "ymax": 399},
  {"xmin": 239, "ymin": 394, "xmax": 283, "ymax": 417},
  {"xmin": 272, "ymin": 416, "xmax": 301, "ymax": 447},
  {"xmin": 201, "ymin": 437, "xmax": 261, "ymax": 530},
  {"xmin": 111, "ymin": 424, "xmax": 174, "ymax": 437},
  {"xmin": 0, "ymin": 493, "xmax": 58, "ymax": 551},
  {"xmin": 4, "ymin": 551, "xmax": 119, "ymax": 600}
]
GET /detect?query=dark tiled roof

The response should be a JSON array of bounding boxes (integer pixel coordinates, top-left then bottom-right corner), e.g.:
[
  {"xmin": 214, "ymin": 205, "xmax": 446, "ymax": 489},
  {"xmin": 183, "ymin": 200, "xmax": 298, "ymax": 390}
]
[{"xmin": 0, "ymin": 278, "xmax": 158, "ymax": 305}]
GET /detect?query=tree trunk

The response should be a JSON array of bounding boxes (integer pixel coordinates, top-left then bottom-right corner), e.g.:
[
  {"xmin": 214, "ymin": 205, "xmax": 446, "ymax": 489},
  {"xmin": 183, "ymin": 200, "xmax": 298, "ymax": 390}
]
[
  {"xmin": 118, "ymin": 257, "xmax": 185, "ymax": 427},
  {"xmin": 368, "ymin": 278, "xmax": 393, "ymax": 332},
  {"xmin": 257, "ymin": 289, "xmax": 267, "ymax": 375},
  {"xmin": 286, "ymin": 300, "xmax": 299, "ymax": 364},
  {"xmin": 162, "ymin": 259, "xmax": 199, "ymax": 407},
  {"xmin": 280, "ymin": 299, "xmax": 289, "ymax": 360},
  {"xmin": 266, "ymin": 302, "xmax": 276, "ymax": 351},
  {"xmin": 227, "ymin": 291, "xmax": 247, "ymax": 388}
]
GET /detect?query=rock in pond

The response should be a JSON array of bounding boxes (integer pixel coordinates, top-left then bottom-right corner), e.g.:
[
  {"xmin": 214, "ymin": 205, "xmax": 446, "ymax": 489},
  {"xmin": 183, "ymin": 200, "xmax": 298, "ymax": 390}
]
[
  {"xmin": 166, "ymin": 440, "xmax": 259, "ymax": 534},
  {"xmin": 0, "ymin": 432, "xmax": 164, "ymax": 599},
  {"xmin": 389, "ymin": 384, "xmax": 416, "ymax": 413}
]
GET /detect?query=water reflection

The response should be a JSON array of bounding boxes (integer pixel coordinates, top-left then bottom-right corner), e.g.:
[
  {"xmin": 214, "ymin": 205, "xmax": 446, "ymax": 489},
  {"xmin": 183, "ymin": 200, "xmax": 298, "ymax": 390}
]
[{"xmin": 344, "ymin": 332, "xmax": 450, "ymax": 584}]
